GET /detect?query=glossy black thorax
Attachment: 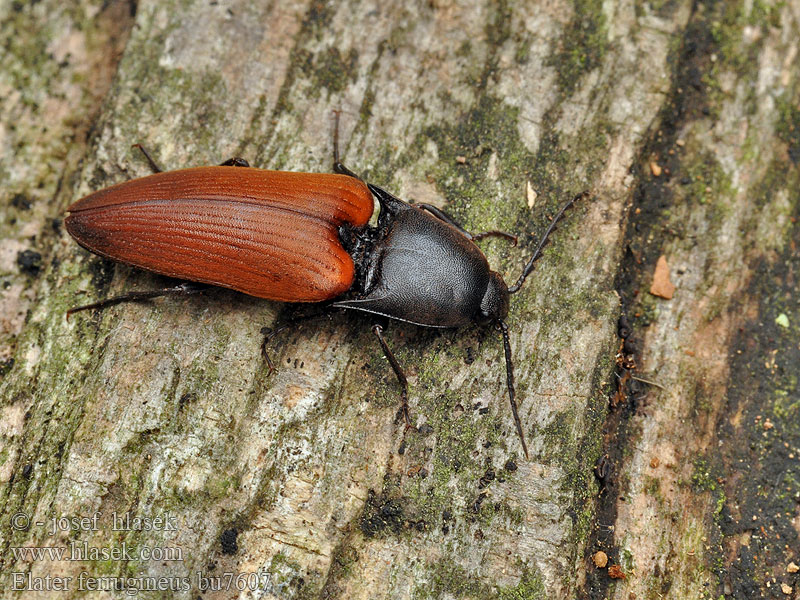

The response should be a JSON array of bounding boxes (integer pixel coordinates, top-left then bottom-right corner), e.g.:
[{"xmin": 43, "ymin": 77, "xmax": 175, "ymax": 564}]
[{"xmin": 335, "ymin": 185, "xmax": 497, "ymax": 328}]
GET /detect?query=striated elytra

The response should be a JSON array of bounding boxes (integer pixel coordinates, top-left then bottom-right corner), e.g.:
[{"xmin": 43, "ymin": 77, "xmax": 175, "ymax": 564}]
[
  {"xmin": 65, "ymin": 133, "xmax": 584, "ymax": 459},
  {"xmin": 66, "ymin": 168, "xmax": 374, "ymax": 302}
]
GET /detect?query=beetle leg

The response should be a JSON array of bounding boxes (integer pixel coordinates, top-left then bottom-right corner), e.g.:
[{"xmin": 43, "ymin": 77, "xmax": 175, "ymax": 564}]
[
  {"xmin": 332, "ymin": 110, "xmax": 363, "ymax": 180},
  {"xmin": 333, "ymin": 160, "xmax": 361, "ymax": 180},
  {"xmin": 416, "ymin": 203, "xmax": 518, "ymax": 246},
  {"xmin": 471, "ymin": 230, "xmax": 518, "ymax": 246},
  {"xmin": 260, "ymin": 307, "xmax": 335, "ymax": 376},
  {"xmin": 372, "ymin": 324, "xmax": 412, "ymax": 428},
  {"xmin": 219, "ymin": 157, "xmax": 250, "ymax": 167},
  {"xmin": 260, "ymin": 325, "xmax": 288, "ymax": 375},
  {"xmin": 497, "ymin": 319, "xmax": 530, "ymax": 459},
  {"xmin": 66, "ymin": 282, "xmax": 208, "ymax": 319},
  {"xmin": 132, "ymin": 145, "xmax": 251, "ymax": 172},
  {"xmin": 131, "ymin": 144, "xmax": 164, "ymax": 174}
]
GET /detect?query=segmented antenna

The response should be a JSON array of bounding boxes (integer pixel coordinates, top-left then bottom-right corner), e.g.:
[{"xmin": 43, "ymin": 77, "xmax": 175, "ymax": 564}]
[
  {"xmin": 499, "ymin": 190, "xmax": 589, "ymax": 458},
  {"xmin": 508, "ymin": 191, "xmax": 589, "ymax": 294},
  {"xmin": 498, "ymin": 319, "xmax": 529, "ymax": 459}
]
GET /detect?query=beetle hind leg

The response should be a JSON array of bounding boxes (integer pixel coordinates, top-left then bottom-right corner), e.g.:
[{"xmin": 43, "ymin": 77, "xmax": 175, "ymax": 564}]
[{"xmin": 67, "ymin": 282, "xmax": 208, "ymax": 319}]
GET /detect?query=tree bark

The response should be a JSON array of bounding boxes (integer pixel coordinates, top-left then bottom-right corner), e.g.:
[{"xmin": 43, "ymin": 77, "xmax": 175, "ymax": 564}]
[{"xmin": 1, "ymin": 0, "xmax": 798, "ymax": 599}]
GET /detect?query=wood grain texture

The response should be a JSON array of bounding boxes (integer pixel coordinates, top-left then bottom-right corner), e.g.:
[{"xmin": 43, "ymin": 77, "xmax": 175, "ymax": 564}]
[
  {"xmin": 1, "ymin": 0, "xmax": 798, "ymax": 599},
  {"xmin": 66, "ymin": 168, "xmax": 373, "ymax": 301}
]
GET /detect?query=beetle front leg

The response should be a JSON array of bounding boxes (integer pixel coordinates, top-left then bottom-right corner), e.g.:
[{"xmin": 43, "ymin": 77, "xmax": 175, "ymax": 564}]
[
  {"xmin": 416, "ymin": 203, "xmax": 517, "ymax": 246},
  {"xmin": 372, "ymin": 324, "xmax": 411, "ymax": 428},
  {"xmin": 67, "ymin": 282, "xmax": 209, "ymax": 319}
]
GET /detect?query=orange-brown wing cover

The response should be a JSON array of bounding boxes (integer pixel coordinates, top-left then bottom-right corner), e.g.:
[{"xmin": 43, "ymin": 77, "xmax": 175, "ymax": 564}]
[{"xmin": 65, "ymin": 167, "xmax": 374, "ymax": 302}]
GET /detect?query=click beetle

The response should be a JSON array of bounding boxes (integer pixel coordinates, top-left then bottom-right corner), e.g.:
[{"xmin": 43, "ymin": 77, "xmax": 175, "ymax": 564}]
[{"xmin": 65, "ymin": 118, "xmax": 584, "ymax": 458}]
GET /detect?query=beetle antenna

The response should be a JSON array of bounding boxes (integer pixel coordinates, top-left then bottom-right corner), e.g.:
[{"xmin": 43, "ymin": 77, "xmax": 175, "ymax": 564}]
[
  {"xmin": 498, "ymin": 319, "xmax": 529, "ymax": 459},
  {"xmin": 508, "ymin": 191, "xmax": 588, "ymax": 294}
]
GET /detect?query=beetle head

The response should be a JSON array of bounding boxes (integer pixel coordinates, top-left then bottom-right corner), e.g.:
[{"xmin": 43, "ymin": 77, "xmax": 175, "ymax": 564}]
[{"xmin": 478, "ymin": 271, "xmax": 509, "ymax": 323}]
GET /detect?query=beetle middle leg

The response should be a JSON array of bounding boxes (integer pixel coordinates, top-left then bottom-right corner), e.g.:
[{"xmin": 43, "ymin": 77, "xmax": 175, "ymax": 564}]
[
  {"xmin": 219, "ymin": 157, "xmax": 250, "ymax": 167},
  {"xmin": 372, "ymin": 324, "xmax": 412, "ymax": 428},
  {"xmin": 131, "ymin": 143, "xmax": 164, "ymax": 173},
  {"xmin": 66, "ymin": 282, "xmax": 209, "ymax": 319},
  {"xmin": 132, "ymin": 143, "xmax": 251, "ymax": 172},
  {"xmin": 416, "ymin": 203, "xmax": 518, "ymax": 245},
  {"xmin": 260, "ymin": 306, "xmax": 336, "ymax": 375}
]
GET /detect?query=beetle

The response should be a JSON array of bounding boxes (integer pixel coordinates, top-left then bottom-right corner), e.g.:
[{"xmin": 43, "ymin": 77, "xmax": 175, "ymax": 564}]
[{"xmin": 65, "ymin": 119, "xmax": 584, "ymax": 459}]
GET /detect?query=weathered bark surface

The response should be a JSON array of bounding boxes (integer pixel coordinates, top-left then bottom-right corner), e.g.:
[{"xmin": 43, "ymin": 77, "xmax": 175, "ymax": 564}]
[{"xmin": 1, "ymin": 1, "xmax": 798, "ymax": 599}]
